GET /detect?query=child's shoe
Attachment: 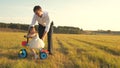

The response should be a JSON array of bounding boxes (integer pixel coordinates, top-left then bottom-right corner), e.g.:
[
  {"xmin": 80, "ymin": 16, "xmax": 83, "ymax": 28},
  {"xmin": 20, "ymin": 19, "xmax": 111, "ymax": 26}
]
[{"xmin": 35, "ymin": 54, "xmax": 39, "ymax": 60}]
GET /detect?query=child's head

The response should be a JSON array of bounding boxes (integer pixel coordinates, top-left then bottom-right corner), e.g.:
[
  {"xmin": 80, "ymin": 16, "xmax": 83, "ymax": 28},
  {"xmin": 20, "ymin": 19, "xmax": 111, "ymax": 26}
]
[{"xmin": 29, "ymin": 26, "xmax": 36, "ymax": 34}]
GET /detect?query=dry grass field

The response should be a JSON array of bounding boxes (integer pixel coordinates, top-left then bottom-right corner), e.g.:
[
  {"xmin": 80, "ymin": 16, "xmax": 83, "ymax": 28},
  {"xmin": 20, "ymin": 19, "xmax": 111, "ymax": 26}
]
[{"xmin": 0, "ymin": 32, "xmax": 120, "ymax": 68}]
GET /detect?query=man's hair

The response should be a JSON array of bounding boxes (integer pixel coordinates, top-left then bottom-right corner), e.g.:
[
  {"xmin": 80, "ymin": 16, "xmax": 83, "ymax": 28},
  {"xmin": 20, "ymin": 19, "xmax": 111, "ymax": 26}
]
[{"xmin": 33, "ymin": 5, "xmax": 42, "ymax": 12}]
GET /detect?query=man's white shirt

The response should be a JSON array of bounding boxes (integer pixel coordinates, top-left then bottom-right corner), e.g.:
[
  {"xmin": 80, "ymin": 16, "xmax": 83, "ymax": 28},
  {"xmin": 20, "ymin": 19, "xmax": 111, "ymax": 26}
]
[{"xmin": 30, "ymin": 11, "xmax": 50, "ymax": 32}]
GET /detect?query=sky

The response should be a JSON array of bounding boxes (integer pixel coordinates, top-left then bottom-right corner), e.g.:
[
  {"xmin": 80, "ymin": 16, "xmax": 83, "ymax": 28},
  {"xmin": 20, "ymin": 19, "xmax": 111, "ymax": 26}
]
[{"xmin": 0, "ymin": 0, "xmax": 120, "ymax": 31}]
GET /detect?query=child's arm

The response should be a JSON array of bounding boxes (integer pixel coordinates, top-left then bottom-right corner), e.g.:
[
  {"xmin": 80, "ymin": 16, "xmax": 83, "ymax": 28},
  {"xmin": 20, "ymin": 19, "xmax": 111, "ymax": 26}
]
[
  {"xmin": 24, "ymin": 33, "xmax": 36, "ymax": 38},
  {"xmin": 28, "ymin": 33, "xmax": 36, "ymax": 38},
  {"xmin": 27, "ymin": 28, "xmax": 30, "ymax": 43}
]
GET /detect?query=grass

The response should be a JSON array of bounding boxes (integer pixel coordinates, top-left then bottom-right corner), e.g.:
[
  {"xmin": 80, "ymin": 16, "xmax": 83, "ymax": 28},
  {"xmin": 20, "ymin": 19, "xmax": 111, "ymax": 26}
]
[{"xmin": 0, "ymin": 32, "xmax": 120, "ymax": 68}]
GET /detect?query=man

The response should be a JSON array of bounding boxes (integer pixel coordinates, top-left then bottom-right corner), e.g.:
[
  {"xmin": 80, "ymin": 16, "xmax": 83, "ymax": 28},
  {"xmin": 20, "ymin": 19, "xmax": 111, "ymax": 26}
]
[{"xmin": 28, "ymin": 5, "xmax": 53, "ymax": 55}]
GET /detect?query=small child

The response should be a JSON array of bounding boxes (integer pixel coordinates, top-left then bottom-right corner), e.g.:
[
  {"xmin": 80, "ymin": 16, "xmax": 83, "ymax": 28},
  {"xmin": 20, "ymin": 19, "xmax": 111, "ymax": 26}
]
[{"xmin": 24, "ymin": 26, "xmax": 45, "ymax": 59}]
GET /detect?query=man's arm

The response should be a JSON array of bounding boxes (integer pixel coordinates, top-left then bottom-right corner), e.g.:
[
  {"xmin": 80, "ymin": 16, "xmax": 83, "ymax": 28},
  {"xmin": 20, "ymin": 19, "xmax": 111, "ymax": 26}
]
[
  {"xmin": 27, "ymin": 14, "xmax": 37, "ymax": 42},
  {"xmin": 29, "ymin": 14, "xmax": 37, "ymax": 28},
  {"xmin": 27, "ymin": 14, "xmax": 37, "ymax": 35},
  {"xmin": 41, "ymin": 13, "xmax": 50, "ymax": 41}
]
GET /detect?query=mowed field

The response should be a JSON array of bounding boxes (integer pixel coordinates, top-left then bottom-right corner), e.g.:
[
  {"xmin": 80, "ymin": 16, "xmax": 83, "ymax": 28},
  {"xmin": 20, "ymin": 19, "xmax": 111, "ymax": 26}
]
[{"xmin": 0, "ymin": 32, "xmax": 120, "ymax": 68}]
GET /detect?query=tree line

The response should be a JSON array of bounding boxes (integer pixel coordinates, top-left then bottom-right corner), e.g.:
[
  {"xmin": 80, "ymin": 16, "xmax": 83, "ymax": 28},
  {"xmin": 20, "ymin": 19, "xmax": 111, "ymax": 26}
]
[{"xmin": 0, "ymin": 22, "xmax": 84, "ymax": 34}]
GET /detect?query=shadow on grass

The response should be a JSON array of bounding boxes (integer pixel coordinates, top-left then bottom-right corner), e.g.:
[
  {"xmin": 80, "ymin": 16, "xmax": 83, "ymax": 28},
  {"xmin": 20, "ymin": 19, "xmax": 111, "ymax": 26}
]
[
  {"xmin": 56, "ymin": 37, "xmax": 69, "ymax": 55},
  {"xmin": 70, "ymin": 37, "xmax": 120, "ymax": 56},
  {"xmin": 0, "ymin": 49, "xmax": 50, "ymax": 65},
  {"xmin": 0, "ymin": 52, "xmax": 19, "ymax": 60}
]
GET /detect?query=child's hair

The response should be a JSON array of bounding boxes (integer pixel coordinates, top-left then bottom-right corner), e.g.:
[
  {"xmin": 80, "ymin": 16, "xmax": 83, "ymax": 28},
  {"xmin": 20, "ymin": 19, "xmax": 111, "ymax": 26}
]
[{"xmin": 28, "ymin": 26, "xmax": 36, "ymax": 34}]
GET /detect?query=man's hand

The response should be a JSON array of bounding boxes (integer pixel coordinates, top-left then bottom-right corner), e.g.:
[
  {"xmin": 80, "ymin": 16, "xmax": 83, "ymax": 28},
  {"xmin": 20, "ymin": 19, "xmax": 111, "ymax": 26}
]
[
  {"xmin": 41, "ymin": 37, "xmax": 45, "ymax": 41},
  {"xmin": 41, "ymin": 31, "xmax": 48, "ymax": 41}
]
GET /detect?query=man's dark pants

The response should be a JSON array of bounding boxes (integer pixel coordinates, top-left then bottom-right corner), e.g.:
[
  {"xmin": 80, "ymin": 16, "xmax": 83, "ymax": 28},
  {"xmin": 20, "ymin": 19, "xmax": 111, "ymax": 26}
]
[{"xmin": 38, "ymin": 22, "xmax": 53, "ymax": 55}]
